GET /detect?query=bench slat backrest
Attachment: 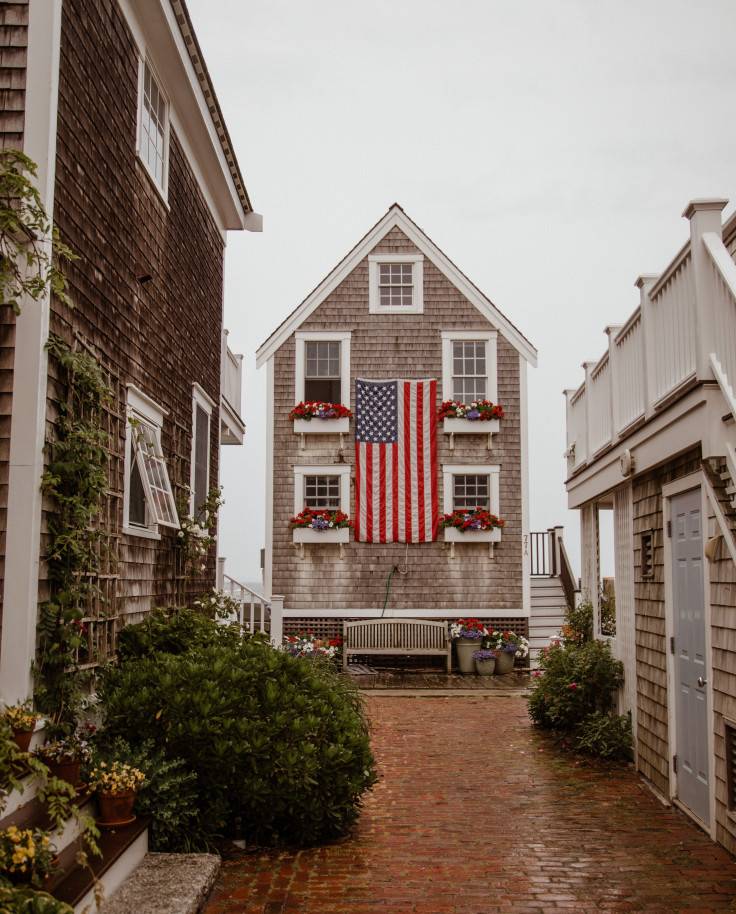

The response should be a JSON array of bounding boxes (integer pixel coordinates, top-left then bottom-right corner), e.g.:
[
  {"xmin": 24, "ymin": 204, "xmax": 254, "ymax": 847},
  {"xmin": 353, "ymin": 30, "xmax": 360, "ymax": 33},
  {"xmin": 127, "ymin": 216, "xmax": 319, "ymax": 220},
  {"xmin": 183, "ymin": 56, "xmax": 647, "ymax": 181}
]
[{"xmin": 344, "ymin": 619, "xmax": 447, "ymax": 650}]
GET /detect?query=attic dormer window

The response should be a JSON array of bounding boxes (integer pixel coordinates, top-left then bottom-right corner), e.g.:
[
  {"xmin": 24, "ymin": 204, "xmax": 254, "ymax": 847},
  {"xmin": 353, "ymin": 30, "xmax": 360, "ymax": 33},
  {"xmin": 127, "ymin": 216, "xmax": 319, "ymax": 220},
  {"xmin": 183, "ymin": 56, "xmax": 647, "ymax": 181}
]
[{"xmin": 368, "ymin": 254, "xmax": 423, "ymax": 314}]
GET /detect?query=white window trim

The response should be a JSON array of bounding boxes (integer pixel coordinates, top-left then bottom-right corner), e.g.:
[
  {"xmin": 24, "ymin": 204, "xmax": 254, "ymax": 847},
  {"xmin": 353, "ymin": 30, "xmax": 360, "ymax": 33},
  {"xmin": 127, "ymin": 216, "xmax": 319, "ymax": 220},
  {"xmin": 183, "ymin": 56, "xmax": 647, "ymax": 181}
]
[
  {"xmin": 368, "ymin": 253, "xmax": 424, "ymax": 314},
  {"xmin": 123, "ymin": 385, "xmax": 176, "ymax": 538},
  {"xmin": 294, "ymin": 331, "xmax": 352, "ymax": 409},
  {"xmin": 442, "ymin": 464, "xmax": 500, "ymax": 515},
  {"xmin": 293, "ymin": 464, "xmax": 351, "ymax": 516},
  {"xmin": 441, "ymin": 330, "xmax": 498, "ymax": 403},
  {"xmin": 190, "ymin": 383, "xmax": 215, "ymax": 518},
  {"xmin": 136, "ymin": 56, "xmax": 170, "ymax": 203}
]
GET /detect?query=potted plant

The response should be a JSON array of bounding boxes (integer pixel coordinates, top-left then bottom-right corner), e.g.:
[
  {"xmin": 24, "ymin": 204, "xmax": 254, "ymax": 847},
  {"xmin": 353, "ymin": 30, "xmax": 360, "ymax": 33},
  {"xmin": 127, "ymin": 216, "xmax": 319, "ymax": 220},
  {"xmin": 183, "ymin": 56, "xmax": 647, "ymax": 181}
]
[
  {"xmin": 439, "ymin": 509, "xmax": 504, "ymax": 543},
  {"xmin": 290, "ymin": 401, "xmax": 353, "ymax": 435},
  {"xmin": 449, "ymin": 619, "xmax": 487, "ymax": 674},
  {"xmin": 289, "ymin": 508, "xmax": 352, "ymax": 544},
  {"xmin": 486, "ymin": 631, "xmax": 530, "ymax": 674},
  {"xmin": 1, "ymin": 702, "xmax": 42, "ymax": 754},
  {"xmin": 438, "ymin": 399, "xmax": 503, "ymax": 437},
  {"xmin": 284, "ymin": 631, "xmax": 342, "ymax": 662},
  {"xmin": 88, "ymin": 760, "xmax": 145, "ymax": 827},
  {"xmin": 33, "ymin": 729, "xmax": 93, "ymax": 790},
  {"xmin": 0, "ymin": 826, "xmax": 58, "ymax": 888},
  {"xmin": 471, "ymin": 648, "xmax": 497, "ymax": 675}
]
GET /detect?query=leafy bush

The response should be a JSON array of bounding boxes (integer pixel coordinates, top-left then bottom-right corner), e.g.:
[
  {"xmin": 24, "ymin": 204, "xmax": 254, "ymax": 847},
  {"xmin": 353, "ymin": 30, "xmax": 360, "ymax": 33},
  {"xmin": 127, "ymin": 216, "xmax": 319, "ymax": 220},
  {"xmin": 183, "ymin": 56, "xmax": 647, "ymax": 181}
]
[
  {"xmin": 561, "ymin": 601, "xmax": 594, "ymax": 644},
  {"xmin": 89, "ymin": 738, "xmax": 201, "ymax": 852},
  {"xmin": 115, "ymin": 606, "xmax": 244, "ymax": 662},
  {"xmin": 527, "ymin": 638, "xmax": 632, "ymax": 759},
  {"xmin": 99, "ymin": 631, "xmax": 377, "ymax": 847},
  {"xmin": 0, "ymin": 883, "xmax": 73, "ymax": 914}
]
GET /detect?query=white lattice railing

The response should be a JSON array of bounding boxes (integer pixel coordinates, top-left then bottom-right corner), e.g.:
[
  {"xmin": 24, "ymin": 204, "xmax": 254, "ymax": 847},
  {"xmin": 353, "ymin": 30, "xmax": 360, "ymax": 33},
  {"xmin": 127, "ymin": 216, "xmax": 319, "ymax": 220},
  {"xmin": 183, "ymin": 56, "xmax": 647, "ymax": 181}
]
[{"xmin": 565, "ymin": 199, "xmax": 736, "ymax": 473}]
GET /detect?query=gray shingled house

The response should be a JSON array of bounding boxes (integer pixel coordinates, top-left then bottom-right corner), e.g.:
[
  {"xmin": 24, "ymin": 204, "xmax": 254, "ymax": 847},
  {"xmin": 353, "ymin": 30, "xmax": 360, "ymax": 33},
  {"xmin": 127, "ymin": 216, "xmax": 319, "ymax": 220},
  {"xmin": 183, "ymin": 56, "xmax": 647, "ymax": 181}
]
[{"xmin": 256, "ymin": 205, "xmax": 568, "ymax": 659}]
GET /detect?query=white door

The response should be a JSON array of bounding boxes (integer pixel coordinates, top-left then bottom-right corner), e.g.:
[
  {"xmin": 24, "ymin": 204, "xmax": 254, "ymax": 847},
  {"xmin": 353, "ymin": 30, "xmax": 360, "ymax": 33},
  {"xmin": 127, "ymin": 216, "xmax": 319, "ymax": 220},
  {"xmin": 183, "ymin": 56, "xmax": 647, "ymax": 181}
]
[{"xmin": 671, "ymin": 487, "xmax": 709, "ymax": 824}]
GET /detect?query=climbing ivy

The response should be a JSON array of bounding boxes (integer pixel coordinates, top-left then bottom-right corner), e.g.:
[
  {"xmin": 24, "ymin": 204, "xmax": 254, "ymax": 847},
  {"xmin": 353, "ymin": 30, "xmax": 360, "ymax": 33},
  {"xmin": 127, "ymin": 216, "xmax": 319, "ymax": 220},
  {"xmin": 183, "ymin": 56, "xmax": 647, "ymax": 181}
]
[
  {"xmin": 34, "ymin": 334, "xmax": 114, "ymax": 737},
  {"xmin": 0, "ymin": 148, "xmax": 75, "ymax": 314}
]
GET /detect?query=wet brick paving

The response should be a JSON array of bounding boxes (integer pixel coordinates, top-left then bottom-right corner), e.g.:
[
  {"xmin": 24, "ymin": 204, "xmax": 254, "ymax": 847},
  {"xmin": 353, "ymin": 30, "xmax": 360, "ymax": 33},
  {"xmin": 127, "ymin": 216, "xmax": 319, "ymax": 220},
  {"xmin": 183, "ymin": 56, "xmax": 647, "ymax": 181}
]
[{"xmin": 204, "ymin": 694, "xmax": 736, "ymax": 913}]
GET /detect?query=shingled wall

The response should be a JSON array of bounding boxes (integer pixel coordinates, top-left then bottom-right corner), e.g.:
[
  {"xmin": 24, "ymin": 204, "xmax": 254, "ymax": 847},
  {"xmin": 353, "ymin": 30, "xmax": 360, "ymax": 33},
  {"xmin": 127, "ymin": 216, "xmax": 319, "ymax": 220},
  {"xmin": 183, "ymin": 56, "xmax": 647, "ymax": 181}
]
[
  {"xmin": 46, "ymin": 0, "xmax": 224, "ymax": 617},
  {"xmin": 272, "ymin": 226, "xmax": 524, "ymax": 616}
]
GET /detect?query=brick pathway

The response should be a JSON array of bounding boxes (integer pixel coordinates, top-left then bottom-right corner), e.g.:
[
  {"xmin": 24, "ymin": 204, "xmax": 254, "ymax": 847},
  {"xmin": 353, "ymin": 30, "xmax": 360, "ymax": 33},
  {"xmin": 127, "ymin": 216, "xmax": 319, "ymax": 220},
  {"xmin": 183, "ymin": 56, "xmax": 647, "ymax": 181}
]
[{"xmin": 204, "ymin": 695, "xmax": 736, "ymax": 913}]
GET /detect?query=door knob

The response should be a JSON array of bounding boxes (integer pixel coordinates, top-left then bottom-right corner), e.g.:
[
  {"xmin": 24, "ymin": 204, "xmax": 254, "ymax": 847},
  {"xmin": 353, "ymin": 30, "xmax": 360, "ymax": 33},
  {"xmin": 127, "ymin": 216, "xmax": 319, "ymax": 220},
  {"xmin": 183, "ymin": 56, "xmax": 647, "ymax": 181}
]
[{"xmin": 697, "ymin": 677, "xmax": 707, "ymax": 687}]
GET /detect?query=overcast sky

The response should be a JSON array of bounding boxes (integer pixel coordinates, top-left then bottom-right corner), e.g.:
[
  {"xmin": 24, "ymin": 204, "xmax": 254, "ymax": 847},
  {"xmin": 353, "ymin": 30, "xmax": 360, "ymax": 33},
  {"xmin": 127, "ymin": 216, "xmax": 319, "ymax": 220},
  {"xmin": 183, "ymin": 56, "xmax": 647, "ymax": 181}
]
[{"xmin": 184, "ymin": 0, "xmax": 736, "ymax": 586}]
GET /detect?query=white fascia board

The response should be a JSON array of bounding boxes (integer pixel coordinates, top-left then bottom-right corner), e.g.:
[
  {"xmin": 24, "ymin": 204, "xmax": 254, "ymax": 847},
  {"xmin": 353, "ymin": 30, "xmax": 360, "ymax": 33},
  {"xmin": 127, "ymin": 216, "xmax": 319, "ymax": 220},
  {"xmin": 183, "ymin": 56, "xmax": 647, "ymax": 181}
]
[
  {"xmin": 565, "ymin": 390, "xmax": 710, "ymax": 509},
  {"xmin": 256, "ymin": 206, "xmax": 537, "ymax": 369},
  {"xmin": 119, "ymin": 0, "xmax": 249, "ymax": 232},
  {"xmin": 281, "ymin": 607, "xmax": 530, "ymax": 619}
]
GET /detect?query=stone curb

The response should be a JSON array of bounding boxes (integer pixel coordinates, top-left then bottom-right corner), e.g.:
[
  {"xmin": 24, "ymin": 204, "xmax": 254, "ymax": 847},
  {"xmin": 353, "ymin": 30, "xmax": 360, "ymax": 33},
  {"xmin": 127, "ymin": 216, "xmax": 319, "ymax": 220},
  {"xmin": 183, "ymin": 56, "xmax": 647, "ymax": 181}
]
[{"xmin": 101, "ymin": 852, "xmax": 220, "ymax": 914}]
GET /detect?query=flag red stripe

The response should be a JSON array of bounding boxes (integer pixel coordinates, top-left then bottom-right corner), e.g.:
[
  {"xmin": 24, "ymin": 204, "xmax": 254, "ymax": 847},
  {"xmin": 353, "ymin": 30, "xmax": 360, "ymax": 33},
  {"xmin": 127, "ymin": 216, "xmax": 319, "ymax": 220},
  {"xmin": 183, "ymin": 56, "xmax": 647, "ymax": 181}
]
[
  {"xmin": 416, "ymin": 382, "xmax": 425, "ymax": 541},
  {"xmin": 365, "ymin": 441, "xmax": 373, "ymax": 542},
  {"xmin": 429, "ymin": 380, "xmax": 438, "ymax": 539},
  {"xmin": 379, "ymin": 445, "xmax": 386, "ymax": 543},
  {"xmin": 355, "ymin": 443, "xmax": 362, "ymax": 541},
  {"xmin": 403, "ymin": 382, "xmax": 412, "ymax": 543},
  {"xmin": 392, "ymin": 441, "xmax": 399, "ymax": 542}
]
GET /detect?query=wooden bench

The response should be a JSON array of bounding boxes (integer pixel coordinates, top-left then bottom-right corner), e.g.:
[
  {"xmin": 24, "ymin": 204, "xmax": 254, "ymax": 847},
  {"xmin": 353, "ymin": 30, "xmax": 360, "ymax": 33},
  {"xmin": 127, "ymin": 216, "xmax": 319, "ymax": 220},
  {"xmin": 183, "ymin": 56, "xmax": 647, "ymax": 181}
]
[{"xmin": 342, "ymin": 619, "xmax": 451, "ymax": 672}]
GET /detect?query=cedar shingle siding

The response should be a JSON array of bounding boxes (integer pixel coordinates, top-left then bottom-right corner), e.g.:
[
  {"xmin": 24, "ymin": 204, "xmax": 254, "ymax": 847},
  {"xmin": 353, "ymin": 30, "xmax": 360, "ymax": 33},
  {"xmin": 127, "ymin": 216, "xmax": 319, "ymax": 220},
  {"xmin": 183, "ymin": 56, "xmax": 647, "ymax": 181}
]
[
  {"xmin": 272, "ymin": 227, "xmax": 524, "ymax": 615},
  {"xmin": 47, "ymin": 0, "xmax": 223, "ymax": 615}
]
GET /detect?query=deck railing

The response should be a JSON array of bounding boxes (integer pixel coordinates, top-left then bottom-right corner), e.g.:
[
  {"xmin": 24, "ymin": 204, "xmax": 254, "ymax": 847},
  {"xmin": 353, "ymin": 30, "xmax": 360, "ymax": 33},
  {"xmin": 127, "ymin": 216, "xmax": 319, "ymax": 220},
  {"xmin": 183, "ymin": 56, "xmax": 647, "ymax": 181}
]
[
  {"xmin": 222, "ymin": 574, "xmax": 271, "ymax": 634},
  {"xmin": 565, "ymin": 199, "xmax": 735, "ymax": 472}
]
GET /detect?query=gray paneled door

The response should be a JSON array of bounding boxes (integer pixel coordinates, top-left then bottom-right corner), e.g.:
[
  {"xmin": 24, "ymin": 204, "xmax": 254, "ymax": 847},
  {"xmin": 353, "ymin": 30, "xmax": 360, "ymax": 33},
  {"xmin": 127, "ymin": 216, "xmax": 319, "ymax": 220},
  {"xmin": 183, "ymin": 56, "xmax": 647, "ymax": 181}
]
[{"xmin": 672, "ymin": 487, "xmax": 709, "ymax": 825}]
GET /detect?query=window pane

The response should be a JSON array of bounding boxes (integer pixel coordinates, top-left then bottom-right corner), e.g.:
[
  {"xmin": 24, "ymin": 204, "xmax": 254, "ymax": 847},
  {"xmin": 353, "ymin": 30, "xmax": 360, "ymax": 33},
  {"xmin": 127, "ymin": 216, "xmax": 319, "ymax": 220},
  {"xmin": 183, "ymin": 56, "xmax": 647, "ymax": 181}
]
[
  {"xmin": 452, "ymin": 340, "xmax": 487, "ymax": 402},
  {"xmin": 453, "ymin": 474, "xmax": 490, "ymax": 510},
  {"xmin": 305, "ymin": 475, "xmax": 340, "ymax": 510},
  {"xmin": 378, "ymin": 262, "xmax": 413, "ymax": 307},
  {"xmin": 304, "ymin": 377, "xmax": 341, "ymax": 402},
  {"xmin": 129, "ymin": 458, "xmax": 147, "ymax": 526}
]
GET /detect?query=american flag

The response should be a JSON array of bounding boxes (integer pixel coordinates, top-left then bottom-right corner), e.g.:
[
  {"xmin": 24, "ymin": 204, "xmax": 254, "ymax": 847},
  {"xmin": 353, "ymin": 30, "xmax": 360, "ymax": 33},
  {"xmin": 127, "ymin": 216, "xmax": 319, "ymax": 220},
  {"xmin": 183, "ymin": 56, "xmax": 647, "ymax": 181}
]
[{"xmin": 354, "ymin": 378, "xmax": 438, "ymax": 543}]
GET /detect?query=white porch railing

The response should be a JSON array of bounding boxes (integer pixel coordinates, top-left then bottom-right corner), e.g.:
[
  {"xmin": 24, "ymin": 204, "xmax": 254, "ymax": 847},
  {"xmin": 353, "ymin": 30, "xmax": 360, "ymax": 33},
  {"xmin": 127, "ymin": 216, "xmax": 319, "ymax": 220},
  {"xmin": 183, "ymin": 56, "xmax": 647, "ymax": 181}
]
[
  {"xmin": 222, "ymin": 574, "xmax": 271, "ymax": 634},
  {"xmin": 565, "ymin": 198, "xmax": 735, "ymax": 472}
]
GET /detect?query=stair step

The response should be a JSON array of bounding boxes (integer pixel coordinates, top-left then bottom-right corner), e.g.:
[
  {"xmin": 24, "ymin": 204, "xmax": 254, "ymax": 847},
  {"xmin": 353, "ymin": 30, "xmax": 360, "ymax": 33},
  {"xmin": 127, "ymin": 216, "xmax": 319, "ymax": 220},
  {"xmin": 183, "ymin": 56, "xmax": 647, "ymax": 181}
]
[
  {"xmin": 100, "ymin": 853, "xmax": 220, "ymax": 914},
  {"xmin": 49, "ymin": 815, "xmax": 150, "ymax": 912}
]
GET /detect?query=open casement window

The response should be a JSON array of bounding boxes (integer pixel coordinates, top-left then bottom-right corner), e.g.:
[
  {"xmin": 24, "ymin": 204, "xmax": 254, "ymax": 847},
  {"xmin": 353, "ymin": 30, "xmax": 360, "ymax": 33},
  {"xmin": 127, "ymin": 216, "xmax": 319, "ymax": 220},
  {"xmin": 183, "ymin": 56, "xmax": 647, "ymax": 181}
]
[
  {"xmin": 124, "ymin": 386, "xmax": 178, "ymax": 536},
  {"xmin": 368, "ymin": 254, "xmax": 424, "ymax": 314},
  {"xmin": 131, "ymin": 421, "xmax": 179, "ymax": 528}
]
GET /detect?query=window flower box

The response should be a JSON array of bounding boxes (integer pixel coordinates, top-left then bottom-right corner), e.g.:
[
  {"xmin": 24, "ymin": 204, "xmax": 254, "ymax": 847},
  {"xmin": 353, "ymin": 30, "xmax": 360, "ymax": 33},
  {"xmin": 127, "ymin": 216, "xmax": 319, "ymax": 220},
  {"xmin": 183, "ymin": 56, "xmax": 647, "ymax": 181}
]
[
  {"xmin": 442, "ymin": 527, "xmax": 502, "ymax": 543},
  {"xmin": 293, "ymin": 417, "xmax": 350, "ymax": 435},
  {"xmin": 292, "ymin": 527, "xmax": 350, "ymax": 544},
  {"xmin": 438, "ymin": 401, "xmax": 502, "ymax": 449},
  {"xmin": 442, "ymin": 417, "xmax": 500, "ymax": 435}
]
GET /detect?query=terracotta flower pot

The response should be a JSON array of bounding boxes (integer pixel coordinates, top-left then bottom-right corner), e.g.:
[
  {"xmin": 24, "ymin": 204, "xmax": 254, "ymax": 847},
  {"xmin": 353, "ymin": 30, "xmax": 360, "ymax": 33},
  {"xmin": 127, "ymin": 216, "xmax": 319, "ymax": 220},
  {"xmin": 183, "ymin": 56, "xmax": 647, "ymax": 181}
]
[
  {"xmin": 96, "ymin": 790, "xmax": 136, "ymax": 825},
  {"xmin": 46, "ymin": 758, "xmax": 82, "ymax": 788},
  {"xmin": 11, "ymin": 728, "xmax": 34, "ymax": 753}
]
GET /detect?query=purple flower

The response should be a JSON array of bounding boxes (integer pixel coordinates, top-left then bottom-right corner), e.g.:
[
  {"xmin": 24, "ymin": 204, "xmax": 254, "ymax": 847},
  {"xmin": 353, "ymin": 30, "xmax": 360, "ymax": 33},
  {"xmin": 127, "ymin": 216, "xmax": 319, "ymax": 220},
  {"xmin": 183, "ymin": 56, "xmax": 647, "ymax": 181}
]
[
  {"xmin": 455, "ymin": 629, "xmax": 484, "ymax": 640},
  {"xmin": 465, "ymin": 409, "xmax": 481, "ymax": 420},
  {"xmin": 311, "ymin": 517, "xmax": 331, "ymax": 530},
  {"xmin": 501, "ymin": 642, "xmax": 520, "ymax": 653},
  {"xmin": 471, "ymin": 649, "xmax": 496, "ymax": 661}
]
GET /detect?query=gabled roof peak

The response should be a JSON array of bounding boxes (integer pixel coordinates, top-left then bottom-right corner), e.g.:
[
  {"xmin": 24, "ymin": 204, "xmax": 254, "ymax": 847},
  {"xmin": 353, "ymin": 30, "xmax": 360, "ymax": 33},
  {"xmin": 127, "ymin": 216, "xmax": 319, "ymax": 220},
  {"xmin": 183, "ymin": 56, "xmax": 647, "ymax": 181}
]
[{"xmin": 256, "ymin": 206, "xmax": 537, "ymax": 368}]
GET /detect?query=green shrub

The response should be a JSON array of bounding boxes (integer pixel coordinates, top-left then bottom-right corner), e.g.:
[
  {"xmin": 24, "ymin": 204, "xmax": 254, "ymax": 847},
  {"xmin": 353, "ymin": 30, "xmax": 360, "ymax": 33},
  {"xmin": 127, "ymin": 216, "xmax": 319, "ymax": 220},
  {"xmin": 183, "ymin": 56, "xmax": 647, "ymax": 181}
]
[
  {"xmin": 88, "ymin": 738, "xmax": 202, "ymax": 852},
  {"xmin": 561, "ymin": 601, "xmax": 594, "ymax": 644},
  {"xmin": 0, "ymin": 883, "xmax": 73, "ymax": 914},
  {"xmin": 115, "ymin": 606, "xmax": 245, "ymax": 662},
  {"xmin": 527, "ymin": 638, "xmax": 632, "ymax": 759},
  {"xmin": 99, "ymin": 637, "xmax": 377, "ymax": 847}
]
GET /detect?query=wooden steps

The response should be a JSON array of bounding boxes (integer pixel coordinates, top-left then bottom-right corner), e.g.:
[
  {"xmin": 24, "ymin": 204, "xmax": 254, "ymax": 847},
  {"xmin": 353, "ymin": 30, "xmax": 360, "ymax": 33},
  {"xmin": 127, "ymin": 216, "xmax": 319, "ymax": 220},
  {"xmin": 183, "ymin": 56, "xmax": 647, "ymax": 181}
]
[{"xmin": 0, "ymin": 767, "xmax": 150, "ymax": 913}]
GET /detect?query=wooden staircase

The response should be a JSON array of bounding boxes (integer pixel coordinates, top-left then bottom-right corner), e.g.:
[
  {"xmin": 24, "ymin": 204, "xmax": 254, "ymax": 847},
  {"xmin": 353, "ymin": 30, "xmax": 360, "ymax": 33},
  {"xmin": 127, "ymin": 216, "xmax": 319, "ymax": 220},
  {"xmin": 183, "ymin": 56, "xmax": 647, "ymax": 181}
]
[
  {"xmin": 0, "ymin": 763, "xmax": 149, "ymax": 913},
  {"xmin": 529, "ymin": 576, "xmax": 568, "ymax": 665}
]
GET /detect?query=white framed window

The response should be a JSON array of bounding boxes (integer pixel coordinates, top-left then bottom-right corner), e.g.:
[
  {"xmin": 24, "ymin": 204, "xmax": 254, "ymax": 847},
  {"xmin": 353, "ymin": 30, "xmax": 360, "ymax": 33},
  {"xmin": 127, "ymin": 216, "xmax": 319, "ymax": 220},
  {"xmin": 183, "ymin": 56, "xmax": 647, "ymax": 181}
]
[
  {"xmin": 295, "ymin": 331, "xmax": 351, "ymax": 407},
  {"xmin": 368, "ymin": 254, "xmax": 424, "ymax": 314},
  {"xmin": 137, "ymin": 59, "xmax": 169, "ymax": 196},
  {"xmin": 442, "ymin": 464, "xmax": 500, "ymax": 516},
  {"xmin": 293, "ymin": 464, "xmax": 350, "ymax": 515},
  {"xmin": 124, "ymin": 385, "xmax": 178, "ymax": 538},
  {"xmin": 441, "ymin": 331, "xmax": 498, "ymax": 403},
  {"xmin": 190, "ymin": 385, "xmax": 214, "ymax": 521}
]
